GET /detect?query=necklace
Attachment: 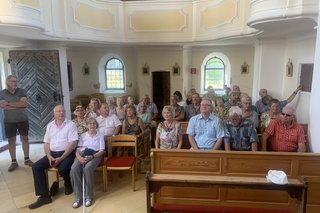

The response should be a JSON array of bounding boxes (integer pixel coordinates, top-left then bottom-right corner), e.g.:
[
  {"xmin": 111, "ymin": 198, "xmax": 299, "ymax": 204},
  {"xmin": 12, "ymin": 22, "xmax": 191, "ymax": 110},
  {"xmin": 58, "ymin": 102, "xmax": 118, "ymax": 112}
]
[{"xmin": 163, "ymin": 120, "xmax": 174, "ymax": 132}]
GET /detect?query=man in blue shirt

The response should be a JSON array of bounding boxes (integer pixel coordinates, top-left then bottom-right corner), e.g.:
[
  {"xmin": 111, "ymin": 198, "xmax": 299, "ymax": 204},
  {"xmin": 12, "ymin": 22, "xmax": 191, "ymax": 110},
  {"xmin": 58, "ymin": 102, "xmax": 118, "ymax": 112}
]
[
  {"xmin": 224, "ymin": 106, "xmax": 258, "ymax": 151},
  {"xmin": 187, "ymin": 98, "xmax": 224, "ymax": 150}
]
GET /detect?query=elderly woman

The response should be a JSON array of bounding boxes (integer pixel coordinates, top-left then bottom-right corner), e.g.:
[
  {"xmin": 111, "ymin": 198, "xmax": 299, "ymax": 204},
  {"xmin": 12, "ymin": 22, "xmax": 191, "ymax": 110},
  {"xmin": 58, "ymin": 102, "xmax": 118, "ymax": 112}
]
[
  {"xmin": 124, "ymin": 96, "xmax": 137, "ymax": 109},
  {"xmin": 84, "ymin": 98, "xmax": 101, "ymax": 119},
  {"xmin": 241, "ymin": 95, "xmax": 259, "ymax": 129},
  {"xmin": 259, "ymin": 98, "xmax": 281, "ymax": 133},
  {"xmin": 70, "ymin": 117, "xmax": 105, "ymax": 208},
  {"xmin": 115, "ymin": 96, "xmax": 126, "ymax": 123},
  {"xmin": 213, "ymin": 96, "xmax": 228, "ymax": 121},
  {"xmin": 137, "ymin": 102, "xmax": 151, "ymax": 130},
  {"xmin": 155, "ymin": 105, "xmax": 183, "ymax": 149},
  {"xmin": 122, "ymin": 105, "xmax": 145, "ymax": 137},
  {"xmin": 72, "ymin": 105, "xmax": 87, "ymax": 136},
  {"xmin": 122, "ymin": 105, "xmax": 145, "ymax": 156}
]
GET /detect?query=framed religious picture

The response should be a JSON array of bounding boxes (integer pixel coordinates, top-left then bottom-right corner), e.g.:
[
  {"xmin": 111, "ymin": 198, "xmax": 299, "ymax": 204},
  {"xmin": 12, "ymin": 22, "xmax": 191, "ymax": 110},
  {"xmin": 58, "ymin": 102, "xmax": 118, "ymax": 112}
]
[
  {"xmin": 83, "ymin": 63, "xmax": 90, "ymax": 75},
  {"xmin": 241, "ymin": 61, "xmax": 249, "ymax": 74},
  {"xmin": 142, "ymin": 63, "xmax": 149, "ymax": 75},
  {"xmin": 172, "ymin": 63, "xmax": 180, "ymax": 75}
]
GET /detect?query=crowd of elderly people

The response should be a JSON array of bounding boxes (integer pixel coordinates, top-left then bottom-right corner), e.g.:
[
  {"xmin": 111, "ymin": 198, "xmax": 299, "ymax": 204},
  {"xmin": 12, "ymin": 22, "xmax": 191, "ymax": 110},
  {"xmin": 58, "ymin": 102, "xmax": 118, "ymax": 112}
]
[{"xmin": 26, "ymin": 84, "xmax": 306, "ymax": 210}]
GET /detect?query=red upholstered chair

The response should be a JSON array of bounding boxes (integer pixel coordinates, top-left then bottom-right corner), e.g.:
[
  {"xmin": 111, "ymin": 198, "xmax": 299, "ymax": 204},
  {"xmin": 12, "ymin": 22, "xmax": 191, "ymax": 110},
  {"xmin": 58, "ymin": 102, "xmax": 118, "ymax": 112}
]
[{"xmin": 106, "ymin": 134, "xmax": 137, "ymax": 191}]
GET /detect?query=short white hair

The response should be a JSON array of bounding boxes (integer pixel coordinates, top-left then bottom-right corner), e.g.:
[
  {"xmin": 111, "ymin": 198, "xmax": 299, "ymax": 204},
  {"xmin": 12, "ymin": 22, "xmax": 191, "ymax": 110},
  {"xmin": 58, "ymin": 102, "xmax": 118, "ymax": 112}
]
[{"xmin": 228, "ymin": 106, "xmax": 242, "ymax": 116}]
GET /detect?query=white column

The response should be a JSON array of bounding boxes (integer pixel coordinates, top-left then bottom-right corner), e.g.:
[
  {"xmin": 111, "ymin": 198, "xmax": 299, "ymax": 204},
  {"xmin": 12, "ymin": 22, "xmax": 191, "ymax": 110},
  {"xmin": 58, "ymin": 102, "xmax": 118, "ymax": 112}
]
[{"xmin": 309, "ymin": 11, "xmax": 320, "ymax": 152}]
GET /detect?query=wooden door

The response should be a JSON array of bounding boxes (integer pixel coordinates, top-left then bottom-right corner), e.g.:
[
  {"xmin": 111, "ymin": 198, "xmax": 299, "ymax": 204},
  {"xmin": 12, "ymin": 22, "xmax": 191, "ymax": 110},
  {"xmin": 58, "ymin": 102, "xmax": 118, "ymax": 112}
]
[
  {"xmin": 9, "ymin": 50, "xmax": 63, "ymax": 142},
  {"xmin": 152, "ymin": 71, "xmax": 170, "ymax": 116}
]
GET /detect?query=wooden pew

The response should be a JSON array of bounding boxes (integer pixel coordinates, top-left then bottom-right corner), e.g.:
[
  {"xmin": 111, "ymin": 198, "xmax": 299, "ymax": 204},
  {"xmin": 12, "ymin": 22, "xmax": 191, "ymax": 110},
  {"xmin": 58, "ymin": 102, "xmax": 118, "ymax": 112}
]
[{"xmin": 148, "ymin": 149, "xmax": 320, "ymax": 213}]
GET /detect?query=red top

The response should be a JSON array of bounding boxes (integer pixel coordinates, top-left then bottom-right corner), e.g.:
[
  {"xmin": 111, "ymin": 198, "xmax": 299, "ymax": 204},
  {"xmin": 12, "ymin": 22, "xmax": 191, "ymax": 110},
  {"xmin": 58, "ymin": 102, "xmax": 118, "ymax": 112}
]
[{"xmin": 265, "ymin": 119, "xmax": 305, "ymax": 152}]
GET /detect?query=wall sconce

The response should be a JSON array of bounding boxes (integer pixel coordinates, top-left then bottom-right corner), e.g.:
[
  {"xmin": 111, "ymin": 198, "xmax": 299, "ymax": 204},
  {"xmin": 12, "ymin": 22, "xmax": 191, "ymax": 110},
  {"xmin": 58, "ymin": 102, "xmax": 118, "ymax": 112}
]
[
  {"xmin": 172, "ymin": 63, "xmax": 180, "ymax": 75},
  {"xmin": 83, "ymin": 63, "xmax": 90, "ymax": 75},
  {"xmin": 142, "ymin": 63, "xmax": 149, "ymax": 75},
  {"xmin": 241, "ymin": 61, "xmax": 249, "ymax": 74},
  {"xmin": 190, "ymin": 68, "xmax": 197, "ymax": 74},
  {"xmin": 286, "ymin": 58, "xmax": 293, "ymax": 77}
]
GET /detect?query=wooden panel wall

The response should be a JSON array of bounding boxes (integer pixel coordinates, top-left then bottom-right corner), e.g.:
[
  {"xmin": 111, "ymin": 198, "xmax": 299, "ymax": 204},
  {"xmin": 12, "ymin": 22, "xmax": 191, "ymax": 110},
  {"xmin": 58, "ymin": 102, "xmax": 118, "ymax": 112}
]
[{"xmin": 151, "ymin": 149, "xmax": 320, "ymax": 213}]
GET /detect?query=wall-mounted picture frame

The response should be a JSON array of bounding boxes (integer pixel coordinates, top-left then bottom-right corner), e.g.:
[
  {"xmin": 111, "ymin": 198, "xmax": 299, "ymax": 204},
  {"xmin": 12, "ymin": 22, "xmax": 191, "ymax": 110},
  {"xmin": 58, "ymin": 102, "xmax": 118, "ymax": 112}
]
[
  {"xmin": 83, "ymin": 63, "xmax": 90, "ymax": 75},
  {"xmin": 67, "ymin": 61, "xmax": 73, "ymax": 91},
  {"xmin": 172, "ymin": 63, "xmax": 180, "ymax": 75},
  {"xmin": 142, "ymin": 63, "xmax": 149, "ymax": 75},
  {"xmin": 241, "ymin": 61, "xmax": 249, "ymax": 74}
]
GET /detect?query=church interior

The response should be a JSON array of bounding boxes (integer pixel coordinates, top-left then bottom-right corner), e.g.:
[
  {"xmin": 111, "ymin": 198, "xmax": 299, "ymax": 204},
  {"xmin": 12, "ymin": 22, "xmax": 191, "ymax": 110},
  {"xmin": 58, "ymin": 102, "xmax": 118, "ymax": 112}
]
[{"xmin": 0, "ymin": 0, "xmax": 320, "ymax": 212}]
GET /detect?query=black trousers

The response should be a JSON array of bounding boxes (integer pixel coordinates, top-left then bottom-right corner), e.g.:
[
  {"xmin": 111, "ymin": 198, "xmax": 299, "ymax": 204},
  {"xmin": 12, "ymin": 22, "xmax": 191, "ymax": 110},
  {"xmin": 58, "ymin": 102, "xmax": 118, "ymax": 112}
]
[{"xmin": 31, "ymin": 150, "xmax": 75, "ymax": 196}]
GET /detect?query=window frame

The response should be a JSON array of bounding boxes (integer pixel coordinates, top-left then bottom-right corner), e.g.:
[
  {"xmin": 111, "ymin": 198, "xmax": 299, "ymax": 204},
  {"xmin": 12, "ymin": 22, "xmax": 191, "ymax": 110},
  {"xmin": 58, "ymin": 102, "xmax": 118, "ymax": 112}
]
[
  {"xmin": 98, "ymin": 54, "xmax": 126, "ymax": 94},
  {"xmin": 201, "ymin": 52, "xmax": 231, "ymax": 95},
  {"xmin": 203, "ymin": 56, "xmax": 225, "ymax": 92},
  {"xmin": 105, "ymin": 57, "xmax": 125, "ymax": 91}
]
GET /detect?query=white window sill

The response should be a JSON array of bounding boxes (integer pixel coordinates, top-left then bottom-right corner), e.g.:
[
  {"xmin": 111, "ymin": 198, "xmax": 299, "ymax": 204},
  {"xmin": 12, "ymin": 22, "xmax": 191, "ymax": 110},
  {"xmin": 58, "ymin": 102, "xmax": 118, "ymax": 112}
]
[{"xmin": 103, "ymin": 90, "xmax": 126, "ymax": 94}]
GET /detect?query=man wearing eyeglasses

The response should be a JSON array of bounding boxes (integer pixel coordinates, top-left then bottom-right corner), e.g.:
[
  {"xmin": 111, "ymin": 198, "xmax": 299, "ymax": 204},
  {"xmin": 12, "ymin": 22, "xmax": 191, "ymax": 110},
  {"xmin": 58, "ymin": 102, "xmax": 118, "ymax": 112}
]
[
  {"xmin": 187, "ymin": 98, "xmax": 224, "ymax": 150},
  {"xmin": 262, "ymin": 106, "xmax": 306, "ymax": 152}
]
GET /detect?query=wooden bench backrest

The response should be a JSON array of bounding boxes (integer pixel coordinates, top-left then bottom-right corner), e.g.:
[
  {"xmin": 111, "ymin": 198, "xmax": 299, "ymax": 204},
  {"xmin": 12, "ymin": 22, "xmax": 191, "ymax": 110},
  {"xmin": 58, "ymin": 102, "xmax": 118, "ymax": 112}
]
[{"xmin": 150, "ymin": 149, "xmax": 320, "ymax": 213}]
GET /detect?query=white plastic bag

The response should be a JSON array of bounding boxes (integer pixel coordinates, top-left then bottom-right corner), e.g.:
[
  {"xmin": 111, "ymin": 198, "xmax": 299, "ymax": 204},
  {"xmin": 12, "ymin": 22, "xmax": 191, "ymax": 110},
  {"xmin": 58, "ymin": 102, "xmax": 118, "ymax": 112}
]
[{"xmin": 266, "ymin": 170, "xmax": 288, "ymax": 184}]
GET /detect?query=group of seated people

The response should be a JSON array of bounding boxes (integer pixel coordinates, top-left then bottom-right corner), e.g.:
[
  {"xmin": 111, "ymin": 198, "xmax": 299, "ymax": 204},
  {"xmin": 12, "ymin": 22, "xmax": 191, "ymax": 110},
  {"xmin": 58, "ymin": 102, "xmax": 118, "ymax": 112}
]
[{"xmin": 28, "ymin": 84, "xmax": 306, "ymax": 210}]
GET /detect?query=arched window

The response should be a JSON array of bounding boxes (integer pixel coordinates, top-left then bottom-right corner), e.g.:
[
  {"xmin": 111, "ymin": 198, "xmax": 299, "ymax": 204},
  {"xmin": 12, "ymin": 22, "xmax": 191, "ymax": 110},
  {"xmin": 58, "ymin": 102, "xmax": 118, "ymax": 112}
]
[
  {"xmin": 204, "ymin": 57, "xmax": 225, "ymax": 91},
  {"xmin": 105, "ymin": 58, "xmax": 125, "ymax": 90},
  {"xmin": 201, "ymin": 53, "xmax": 230, "ymax": 95}
]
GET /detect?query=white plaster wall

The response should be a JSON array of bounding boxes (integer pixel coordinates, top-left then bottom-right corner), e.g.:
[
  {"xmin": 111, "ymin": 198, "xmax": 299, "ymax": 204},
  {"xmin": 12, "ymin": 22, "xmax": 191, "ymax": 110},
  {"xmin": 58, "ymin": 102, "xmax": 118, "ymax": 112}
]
[
  {"xmin": 254, "ymin": 39, "xmax": 286, "ymax": 99},
  {"xmin": 135, "ymin": 46, "xmax": 183, "ymax": 101},
  {"xmin": 67, "ymin": 46, "xmax": 137, "ymax": 99},
  {"xmin": 284, "ymin": 35, "xmax": 316, "ymax": 123},
  {"xmin": 309, "ymin": 11, "xmax": 320, "ymax": 152}
]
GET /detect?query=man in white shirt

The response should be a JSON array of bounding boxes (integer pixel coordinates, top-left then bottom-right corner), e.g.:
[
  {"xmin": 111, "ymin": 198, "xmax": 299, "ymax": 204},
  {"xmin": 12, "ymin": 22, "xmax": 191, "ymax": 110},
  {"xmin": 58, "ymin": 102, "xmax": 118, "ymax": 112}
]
[
  {"xmin": 96, "ymin": 103, "xmax": 121, "ymax": 138},
  {"xmin": 29, "ymin": 105, "xmax": 78, "ymax": 209}
]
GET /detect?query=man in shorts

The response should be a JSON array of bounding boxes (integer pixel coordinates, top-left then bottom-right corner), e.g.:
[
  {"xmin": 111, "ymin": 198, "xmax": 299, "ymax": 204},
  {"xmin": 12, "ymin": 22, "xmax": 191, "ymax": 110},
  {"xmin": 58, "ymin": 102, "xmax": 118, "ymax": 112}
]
[{"xmin": 0, "ymin": 75, "xmax": 33, "ymax": 171}]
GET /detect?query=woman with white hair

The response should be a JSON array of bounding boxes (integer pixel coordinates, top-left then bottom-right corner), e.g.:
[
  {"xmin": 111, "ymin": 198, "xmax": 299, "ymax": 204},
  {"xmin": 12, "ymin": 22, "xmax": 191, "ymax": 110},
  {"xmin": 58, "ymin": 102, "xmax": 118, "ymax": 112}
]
[{"xmin": 155, "ymin": 105, "xmax": 183, "ymax": 149}]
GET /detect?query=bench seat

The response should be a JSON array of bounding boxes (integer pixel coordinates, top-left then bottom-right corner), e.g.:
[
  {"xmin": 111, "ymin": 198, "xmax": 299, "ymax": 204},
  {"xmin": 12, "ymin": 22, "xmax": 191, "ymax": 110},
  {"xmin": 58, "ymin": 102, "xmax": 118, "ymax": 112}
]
[{"xmin": 152, "ymin": 203, "xmax": 292, "ymax": 213}]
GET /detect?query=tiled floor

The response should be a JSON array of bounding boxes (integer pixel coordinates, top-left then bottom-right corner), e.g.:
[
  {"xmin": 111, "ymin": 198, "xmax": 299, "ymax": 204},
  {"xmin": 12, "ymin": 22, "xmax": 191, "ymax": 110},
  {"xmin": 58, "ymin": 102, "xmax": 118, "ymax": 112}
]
[{"xmin": 0, "ymin": 143, "xmax": 147, "ymax": 213}]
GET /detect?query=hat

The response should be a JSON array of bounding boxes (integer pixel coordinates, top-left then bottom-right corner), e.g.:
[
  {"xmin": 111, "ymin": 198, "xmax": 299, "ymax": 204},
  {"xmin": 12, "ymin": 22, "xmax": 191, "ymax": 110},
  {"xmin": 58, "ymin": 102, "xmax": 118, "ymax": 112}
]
[
  {"xmin": 266, "ymin": 170, "xmax": 288, "ymax": 185},
  {"xmin": 75, "ymin": 105, "xmax": 84, "ymax": 111}
]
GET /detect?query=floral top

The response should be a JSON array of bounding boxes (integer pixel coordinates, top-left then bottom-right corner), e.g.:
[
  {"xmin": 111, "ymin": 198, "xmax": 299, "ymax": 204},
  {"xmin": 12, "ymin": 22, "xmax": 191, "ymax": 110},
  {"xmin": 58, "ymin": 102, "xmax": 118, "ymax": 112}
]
[
  {"xmin": 260, "ymin": 112, "xmax": 280, "ymax": 130},
  {"xmin": 213, "ymin": 107, "xmax": 228, "ymax": 121},
  {"xmin": 157, "ymin": 121, "xmax": 182, "ymax": 149},
  {"xmin": 72, "ymin": 119, "xmax": 87, "ymax": 136}
]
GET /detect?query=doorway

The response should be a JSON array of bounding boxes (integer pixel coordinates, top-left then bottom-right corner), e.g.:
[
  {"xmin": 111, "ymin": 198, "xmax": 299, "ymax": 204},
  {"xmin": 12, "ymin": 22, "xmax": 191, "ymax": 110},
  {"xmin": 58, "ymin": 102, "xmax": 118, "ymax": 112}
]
[
  {"xmin": 152, "ymin": 71, "xmax": 170, "ymax": 115},
  {"xmin": 9, "ymin": 50, "xmax": 63, "ymax": 142}
]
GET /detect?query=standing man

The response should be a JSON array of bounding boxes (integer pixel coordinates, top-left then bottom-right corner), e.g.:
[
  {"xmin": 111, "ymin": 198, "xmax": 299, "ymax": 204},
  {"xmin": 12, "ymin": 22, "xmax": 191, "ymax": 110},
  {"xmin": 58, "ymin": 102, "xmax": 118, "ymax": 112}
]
[
  {"xmin": 29, "ymin": 105, "xmax": 78, "ymax": 209},
  {"xmin": 187, "ymin": 98, "xmax": 224, "ymax": 150},
  {"xmin": 262, "ymin": 106, "xmax": 306, "ymax": 152},
  {"xmin": 0, "ymin": 75, "xmax": 33, "ymax": 171}
]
